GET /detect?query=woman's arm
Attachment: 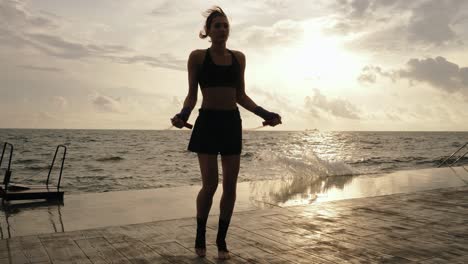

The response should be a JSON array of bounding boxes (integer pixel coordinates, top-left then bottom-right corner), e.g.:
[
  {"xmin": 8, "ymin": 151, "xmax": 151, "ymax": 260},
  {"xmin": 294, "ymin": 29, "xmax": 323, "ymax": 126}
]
[
  {"xmin": 183, "ymin": 50, "xmax": 200, "ymax": 110},
  {"xmin": 235, "ymin": 51, "xmax": 258, "ymax": 112},
  {"xmin": 235, "ymin": 51, "xmax": 282, "ymax": 126},
  {"xmin": 172, "ymin": 50, "xmax": 200, "ymax": 128}
]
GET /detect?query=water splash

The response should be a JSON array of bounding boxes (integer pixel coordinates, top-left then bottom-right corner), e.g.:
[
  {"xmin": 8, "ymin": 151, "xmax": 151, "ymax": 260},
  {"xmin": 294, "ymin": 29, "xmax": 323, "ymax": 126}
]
[
  {"xmin": 249, "ymin": 149, "xmax": 357, "ymax": 206},
  {"xmin": 255, "ymin": 149, "xmax": 356, "ymax": 179}
]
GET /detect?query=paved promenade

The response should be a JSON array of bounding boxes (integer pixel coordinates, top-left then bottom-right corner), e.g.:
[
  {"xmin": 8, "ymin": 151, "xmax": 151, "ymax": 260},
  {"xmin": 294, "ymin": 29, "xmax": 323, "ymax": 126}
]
[{"xmin": 1, "ymin": 185, "xmax": 467, "ymax": 263}]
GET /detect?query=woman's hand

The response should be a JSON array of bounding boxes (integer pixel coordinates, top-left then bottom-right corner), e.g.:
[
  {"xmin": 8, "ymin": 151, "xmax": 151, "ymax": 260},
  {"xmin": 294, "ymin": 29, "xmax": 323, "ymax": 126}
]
[
  {"xmin": 171, "ymin": 107, "xmax": 193, "ymax": 129},
  {"xmin": 254, "ymin": 106, "xmax": 282, "ymax": 127},
  {"xmin": 262, "ymin": 114, "xmax": 282, "ymax": 127},
  {"xmin": 171, "ymin": 115, "xmax": 185, "ymax": 129},
  {"xmin": 171, "ymin": 115, "xmax": 193, "ymax": 129}
]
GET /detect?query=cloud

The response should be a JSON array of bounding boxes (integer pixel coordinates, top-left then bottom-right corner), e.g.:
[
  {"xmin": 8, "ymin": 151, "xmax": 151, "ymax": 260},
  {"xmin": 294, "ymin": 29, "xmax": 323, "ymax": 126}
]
[
  {"xmin": 345, "ymin": 25, "xmax": 412, "ymax": 52},
  {"xmin": 239, "ymin": 20, "xmax": 303, "ymax": 48},
  {"xmin": 234, "ymin": 0, "xmax": 330, "ymax": 25},
  {"xmin": 0, "ymin": 0, "xmax": 186, "ymax": 71},
  {"xmin": 349, "ymin": 0, "xmax": 371, "ymax": 18},
  {"xmin": 249, "ymin": 87, "xmax": 299, "ymax": 114},
  {"xmin": 23, "ymin": 33, "xmax": 130, "ymax": 59},
  {"xmin": 359, "ymin": 56, "xmax": 468, "ymax": 94},
  {"xmin": 327, "ymin": 1, "xmax": 413, "ymax": 50},
  {"xmin": 150, "ymin": 1, "xmax": 191, "ymax": 16},
  {"xmin": 3, "ymin": 24, "xmax": 185, "ymax": 71},
  {"xmin": 262, "ymin": 0, "xmax": 289, "ymax": 9},
  {"xmin": 0, "ymin": 0, "xmax": 58, "ymax": 48},
  {"xmin": 113, "ymin": 54, "xmax": 186, "ymax": 71},
  {"xmin": 358, "ymin": 65, "xmax": 396, "ymax": 84},
  {"xmin": 358, "ymin": 66, "xmax": 377, "ymax": 83},
  {"xmin": 0, "ymin": 0, "xmax": 57, "ymax": 30},
  {"xmin": 386, "ymin": 112, "xmax": 401, "ymax": 121},
  {"xmin": 18, "ymin": 65, "xmax": 63, "ymax": 72},
  {"xmin": 304, "ymin": 89, "xmax": 360, "ymax": 119},
  {"xmin": 330, "ymin": 0, "xmax": 468, "ymax": 51},
  {"xmin": 51, "ymin": 96, "xmax": 68, "ymax": 109},
  {"xmin": 330, "ymin": 0, "xmax": 414, "ymax": 24},
  {"xmin": 91, "ymin": 95, "xmax": 123, "ymax": 113},
  {"xmin": 399, "ymin": 56, "xmax": 468, "ymax": 93},
  {"xmin": 25, "ymin": 32, "xmax": 186, "ymax": 70},
  {"xmin": 407, "ymin": 0, "xmax": 465, "ymax": 45}
]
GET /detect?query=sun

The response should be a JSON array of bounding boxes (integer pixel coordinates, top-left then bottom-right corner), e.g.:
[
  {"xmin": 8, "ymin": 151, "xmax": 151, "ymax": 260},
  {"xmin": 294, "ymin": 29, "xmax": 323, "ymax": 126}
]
[
  {"xmin": 280, "ymin": 21, "xmax": 364, "ymax": 84},
  {"xmin": 246, "ymin": 20, "xmax": 367, "ymax": 98}
]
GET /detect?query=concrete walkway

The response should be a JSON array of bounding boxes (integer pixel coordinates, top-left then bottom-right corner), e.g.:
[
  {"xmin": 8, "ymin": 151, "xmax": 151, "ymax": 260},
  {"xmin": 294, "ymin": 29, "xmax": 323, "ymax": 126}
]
[
  {"xmin": 1, "ymin": 185, "xmax": 467, "ymax": 263},
  {"xmin": 1, "ymin": 166, "xmax": 467, "ymax": 238}
]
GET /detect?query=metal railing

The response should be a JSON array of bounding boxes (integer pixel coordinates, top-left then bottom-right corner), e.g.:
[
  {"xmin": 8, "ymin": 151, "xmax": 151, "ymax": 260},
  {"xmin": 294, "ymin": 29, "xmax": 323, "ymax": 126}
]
[
  {"xmin": 438, "ymin": 142, "xmax": 468, "ymax": 168},
  {"xmin": 47, "ymin": 145, "xmax": 67, "ymax": 190},
  {"xmin": 1, "ymin": 143, "xmax": 66, "ymax": 191},
  {"xmin": 0, "ymin": 142, "xmax": 14, "ymax": 189}
]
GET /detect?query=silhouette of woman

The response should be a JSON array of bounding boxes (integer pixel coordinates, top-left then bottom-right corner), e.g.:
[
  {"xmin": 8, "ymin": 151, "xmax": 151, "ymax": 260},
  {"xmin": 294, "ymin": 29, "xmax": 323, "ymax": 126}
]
[{"xmin": 171, "ymin": 6, "xmax": 281, "ymax": 259}]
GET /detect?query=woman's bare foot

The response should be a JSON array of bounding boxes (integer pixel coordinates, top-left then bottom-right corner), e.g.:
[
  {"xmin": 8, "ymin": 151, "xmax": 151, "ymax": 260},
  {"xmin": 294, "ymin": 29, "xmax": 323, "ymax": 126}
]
[
  {"xmin": 216, "ymin": 218, "xmax": 231, "ymax": 260},
  {"xmin": 195, "ymin": 248, "xmax": 206, "ymax": 257},
  {"xmin": 218, "ymin": 250, "xmax": 230, "ymax": 260},
  {"xmin": 195, "ymin": 217, "xmax": 207, "ymax": 257}
]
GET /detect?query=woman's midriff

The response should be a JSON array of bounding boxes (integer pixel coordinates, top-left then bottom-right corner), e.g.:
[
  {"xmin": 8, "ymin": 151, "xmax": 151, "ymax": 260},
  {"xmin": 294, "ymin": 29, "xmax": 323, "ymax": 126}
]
[{"xmin": 201, "ymin": 86, "xmax": 237, "ymax": 110}]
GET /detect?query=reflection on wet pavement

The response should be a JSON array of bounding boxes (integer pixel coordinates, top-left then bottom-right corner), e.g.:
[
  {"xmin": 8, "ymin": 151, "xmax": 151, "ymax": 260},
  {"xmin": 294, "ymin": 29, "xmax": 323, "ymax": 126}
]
[
  {"xmin": 0, "ymin": 166, "xmax": 466, "ymax": 238},
  {"xmin": 1, "ymin": 200, "xmax": 64, "ymax": 239},
  {"xmin": 249, "ymin": 166, "xmax": 468, "ymax": 207}
]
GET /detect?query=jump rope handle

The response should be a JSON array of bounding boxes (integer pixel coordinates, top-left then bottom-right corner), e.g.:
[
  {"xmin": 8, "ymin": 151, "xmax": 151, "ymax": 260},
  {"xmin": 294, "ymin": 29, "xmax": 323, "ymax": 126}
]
[
  {"xmin": 184, "ymin": 123, "xmax": 193, "ymax": 129},
  {"xmin": 262, "ymin": 117, "xmax": 281, "ymax": 127}
]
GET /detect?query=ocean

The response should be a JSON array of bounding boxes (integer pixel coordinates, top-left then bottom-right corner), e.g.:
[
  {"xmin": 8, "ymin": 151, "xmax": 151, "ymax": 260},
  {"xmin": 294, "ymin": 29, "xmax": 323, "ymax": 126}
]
[{"xmin": 1, "ymin": 129, "xmax": 467, "ymax": 194}]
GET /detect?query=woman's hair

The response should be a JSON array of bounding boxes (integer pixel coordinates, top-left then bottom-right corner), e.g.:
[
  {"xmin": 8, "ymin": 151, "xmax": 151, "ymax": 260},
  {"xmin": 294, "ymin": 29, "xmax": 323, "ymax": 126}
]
[{"xmin": 199, "ymin": 6, "xmax": 228, "ymax": 39}]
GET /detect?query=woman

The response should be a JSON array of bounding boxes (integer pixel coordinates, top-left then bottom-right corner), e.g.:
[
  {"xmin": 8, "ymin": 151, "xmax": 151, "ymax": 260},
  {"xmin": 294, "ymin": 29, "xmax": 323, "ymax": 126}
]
[{"xmin": 171, "ymin": 6, "xmax": 281, "ymax": 259}]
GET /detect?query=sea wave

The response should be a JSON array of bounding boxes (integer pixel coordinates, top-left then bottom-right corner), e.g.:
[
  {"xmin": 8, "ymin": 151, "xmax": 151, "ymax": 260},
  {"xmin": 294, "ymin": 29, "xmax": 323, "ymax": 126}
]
[
  {"xmin": 349, "ymin": 156, "xmax": 431, "ymax": 165},
  {"xmin": 2, "ymin": 129, "xmax": 468, "ymax": 194},
  {"xmin": 25, "ymin": 165, "xmax": 50, "ymax": 171},
  {"xmin": 16, "ymin": 159, "xmax": 42, "ymax": 164},
  {"xmin": 242, "ymin": 152, "xmax": 254, "ymax": 158},
  {"xmin": 96, "ymin": 156, "xmax": 124, "ymax": 162}
]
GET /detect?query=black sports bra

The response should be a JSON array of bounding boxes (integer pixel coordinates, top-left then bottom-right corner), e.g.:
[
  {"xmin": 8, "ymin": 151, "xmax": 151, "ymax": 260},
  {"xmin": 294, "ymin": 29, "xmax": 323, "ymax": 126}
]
[{"xmin": 198, "ymin": 48, "xmax": 241, "ymax": 89}]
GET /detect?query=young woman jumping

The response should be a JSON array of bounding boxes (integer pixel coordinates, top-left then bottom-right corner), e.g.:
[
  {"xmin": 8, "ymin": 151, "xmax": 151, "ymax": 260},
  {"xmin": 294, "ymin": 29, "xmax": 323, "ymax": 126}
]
[{"xmin": 171, "ymin": 6, "xmax": 282, "ymax": 259}]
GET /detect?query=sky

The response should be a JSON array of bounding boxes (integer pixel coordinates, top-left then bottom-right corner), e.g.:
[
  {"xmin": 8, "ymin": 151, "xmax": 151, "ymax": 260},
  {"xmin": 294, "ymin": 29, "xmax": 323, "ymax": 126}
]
[{"xmin": 1, "ymin": 0, "xmax": 468, "ymax": 131}]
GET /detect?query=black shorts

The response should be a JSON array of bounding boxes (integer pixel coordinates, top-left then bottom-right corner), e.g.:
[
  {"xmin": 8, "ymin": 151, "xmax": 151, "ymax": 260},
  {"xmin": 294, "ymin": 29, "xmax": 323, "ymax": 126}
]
[{"xmin": 188, "ymin": 108, "xmax": 242, "ymax": 155}]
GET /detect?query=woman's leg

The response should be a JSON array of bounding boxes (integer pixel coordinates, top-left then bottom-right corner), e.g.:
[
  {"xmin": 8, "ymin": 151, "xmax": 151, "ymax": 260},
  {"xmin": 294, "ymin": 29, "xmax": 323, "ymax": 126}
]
[
  {"xmin": 219, "ymin": 154, "xmax": 240, "ymax": 220},
  {"xmin": 197, "ymin": 153, "xmax": 219, "ymax": 218},
  {"xmin": 217, "ymin": 154, "xmax": 240, "ymax": 259},
  {"xmin": 195, "ymin": 153, "xmax": 219, "ymax": 257}
]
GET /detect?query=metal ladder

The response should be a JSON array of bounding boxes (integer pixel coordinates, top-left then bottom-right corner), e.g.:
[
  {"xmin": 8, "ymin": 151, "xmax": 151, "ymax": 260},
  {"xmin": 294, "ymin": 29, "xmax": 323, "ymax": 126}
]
[
  {"xmin": 0, "ymin": 142, "xmax": 13, "ymax": 189},
  {"xmin": 438, "ymin": 142, "xmax": 468, "ymax": 167},
  {"xmin": 47, "ymin": 145, "xmax": 67, "ymax": 191},
  {"xmin": 1, "ymin": 143, "xmax": 67, "ymax": 201}
]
